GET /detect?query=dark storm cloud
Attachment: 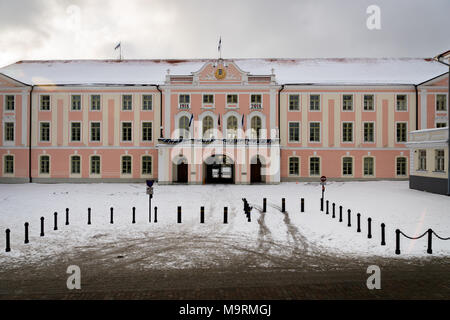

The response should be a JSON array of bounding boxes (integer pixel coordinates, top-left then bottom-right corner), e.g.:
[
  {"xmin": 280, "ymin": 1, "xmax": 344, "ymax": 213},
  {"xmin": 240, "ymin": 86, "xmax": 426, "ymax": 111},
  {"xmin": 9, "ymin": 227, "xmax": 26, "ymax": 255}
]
[{"xmin": 0, "ymin": 0, "xmax": 449, "ymax": 67}]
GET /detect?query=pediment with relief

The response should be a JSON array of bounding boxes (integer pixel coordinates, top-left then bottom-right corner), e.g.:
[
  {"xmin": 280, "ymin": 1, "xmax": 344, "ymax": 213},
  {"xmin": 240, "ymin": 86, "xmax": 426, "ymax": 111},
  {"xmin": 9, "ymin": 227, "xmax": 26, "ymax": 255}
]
[{"xmin": 194, "ymin": 60, "xmax": 246, "ymax": 83}]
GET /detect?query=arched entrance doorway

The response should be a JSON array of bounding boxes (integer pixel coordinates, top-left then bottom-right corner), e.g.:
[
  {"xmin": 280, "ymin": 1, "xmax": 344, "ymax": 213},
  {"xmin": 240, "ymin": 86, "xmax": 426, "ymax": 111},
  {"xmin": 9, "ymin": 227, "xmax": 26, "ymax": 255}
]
[
  {"xmin": 173, "ymin": 156, "xmax": 188, "ymax": 183},
  {"xmin": 250, "ymin": 155, "xmax": 266, "ymax": 183},
  {"xmin": 204, "ymin": 154, "xmax": 234, "ymax": 184}
]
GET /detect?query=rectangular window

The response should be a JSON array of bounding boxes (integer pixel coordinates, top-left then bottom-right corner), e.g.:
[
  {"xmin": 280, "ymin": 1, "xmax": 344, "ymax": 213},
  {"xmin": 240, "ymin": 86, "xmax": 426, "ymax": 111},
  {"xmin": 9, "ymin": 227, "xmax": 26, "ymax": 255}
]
[
  {"xmin": 396, "ymin": 94, "xmax": 407, "ymax": 111},
  {"xmin": 436, "ymin": 122, "xmax": 447, "ymax": 128},
  {"xmin": 289, "ymin": 157, "xmax": 299, "ymax": 175},
  {"xmin": 418, "ymin": 150, "xmax": 427, "ymax": 171},
  {"xmin": 343, "ymin": 157, "xmax": 353, "ymax": 176},
  {"xmin": 4, "ymin": 122, "xmax": 14, "ymax": 141},
  {"xmin": 363, "ymin": 157, "xmax": 374, "ymax": 176},
  {"xmin": 122, "ymin": 156, "xmax": 132, "ymax": 174},
  {"xmin": 40, "ymin": 95, "xmax": 50, "ymax": 111},
  {"xmin": 142, "ymin": 156, "xmax": 152, "ymax": 175},
  {"xmin": 396, "ymin": 122, "xmax": 407, "ymax": 143},
  {"xmin": 435, "ymin": 150, "xmax": 445, "ymax": 172},
  {"xmin": 71, "ymin": 122, "xmax": 81, "ymax": 142},
  {"xmin": 310, "ymin": 157, "xmax": 320, "ymax": 176},
  {"xmin": 91, "ymin": 156, "xmax": 101, "ymax": 175},
  {"xmin": 203, "ymin": 94, "xmax": 214, "ymax": 104},
  {"xmin": 71, "ymin": 156, "xmax": 81, "ymax": 174},
  {"xmin": 363, "ymin": 95, "xmax": 374, "ymax": 111},
  {"xmin": 363, "ymin": 122, "xmax": 375, "ymax": 143},
  {"xmin": 436, "ymin": 94, "xmax": 447, "ymax": 111},
  {"xmin": 142, "ymin": 95, "xmax": 153, "ymax": 110},
  {"xmin": 142, "ymin": 122, "xmax": 152, "ymax": 141},
  {"xmin": 40, "ymin": 156, "xmax": 50, "ymax": 174},
  {"xmin": 4, "ymin": 155, "xmax": 14, "ymax": 174},
  {"xmin": 289, "ymin": 122, "xmax": 300, "ymax": 142},
  {"xmin": 227, "ymin": 94, "xmax": 238, "ymax": 104},
  {"xmin": 342, "ymin": 122, "xmax": 353, "ymax": 142},
  {"xmin": 396, "ymin": 157, "xmax": 407, "ymax": 176},
  {"xmin": 289, "ymin": 94, "xmax": 300, "ymax": 111},
  {"xmin": 342, "ymin": 95, "xmax": 353, "ymax": 111},
  {"xmin": 40, "ymin": 122, "xmax": 50, "ymax": 142},
  {"xmin": 251, "ymin": 94, "xmax": 262, "ymax": 109},
  {"xmin": 122, "ymin": 122, "xmax": 132, "ymax": 142},
  {"xmin": 310, "ymin": 95, "xmax": 320, "ymax": 111},
  {"xmin": 122, "ymin": 95, "xmax": 132, "ymax": 110},
  {"xmin": 5, "ymin": 95, "xmax": 15, "ymax": 111},
  {"xmin": 179, "ymin": 94, "xmax": 190, "ymax": 109},
  {"xmin": 309, "ymin": 122, "xmax": 321, "ymax": 142},
  {"xmin": 90, "ymin": 122, "xmax": 101, "ymax": 142},
  {"xmin": 91, "ymin": 95, "xmax": 101, "ymax": 111},
  {"xmin": 71, "ymin": 95, "xmax": 81, "ymax": 111}
]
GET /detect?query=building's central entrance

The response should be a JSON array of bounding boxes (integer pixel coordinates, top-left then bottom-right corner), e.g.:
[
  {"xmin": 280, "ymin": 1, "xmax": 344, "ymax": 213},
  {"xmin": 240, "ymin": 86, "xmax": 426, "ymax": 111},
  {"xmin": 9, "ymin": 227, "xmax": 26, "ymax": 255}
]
[{"xmin": 204, "ymin": 154, "xmax": 234, "ymax": 184}]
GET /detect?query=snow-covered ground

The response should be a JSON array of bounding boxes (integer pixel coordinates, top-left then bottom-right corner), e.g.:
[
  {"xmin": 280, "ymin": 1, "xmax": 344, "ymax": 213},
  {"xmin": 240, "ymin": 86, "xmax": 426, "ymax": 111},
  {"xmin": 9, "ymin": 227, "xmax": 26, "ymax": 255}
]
[{"xmin": 0, "ymin": 181, "xmax": 449, "ymax": 269}]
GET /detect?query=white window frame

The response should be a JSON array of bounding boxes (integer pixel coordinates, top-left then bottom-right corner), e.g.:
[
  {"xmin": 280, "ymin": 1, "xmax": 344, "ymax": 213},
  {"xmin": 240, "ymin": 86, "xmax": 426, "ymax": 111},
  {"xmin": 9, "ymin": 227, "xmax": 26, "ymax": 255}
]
[
  {"xmin": 141, "ymin": 121, "xmax": 153, "ymax": 142},
  {"xmin": 342, "ymin": 94, "xmax": 353, "ymax": 111},
  {"xmin": 141, "ymin": 155, "xmax": 153, "ymax": 176},
  {"xmin": 70, "ymin": 94, "xmax": 82, "ymax": 111},
  {"xmin": 3, "ymin": 122, "xmax": 15, "ymax": 143},
  {"xmin": 39, "ymin": 154, "xmax": 51, "ymax": 175},
  {"xmin": 250, "ymin": 94, "xmax": 263, "ymax": 110},
  {"xmin": 89, "ymin": 121, "xmax": 101, "ymax": 143},
  {"xmin": 341, "ymin": 121, "xmax": 354, "ymax": 143},
  {"xmin": 309, "ymin": 156, "xmax": 321, "ymax": 177},
  {"xmin": 39, "ymin": 121, "xmax": 51, "ymax": 143},
  {"xmin": 142, "ymin": 94, "xmax": 153, "ymax": 111},
  {"xmin": 288, "ymin": 156, "xmax": 300, "ymax": 176},
  {"xmin": 89, "ymin": 154, "xmax": 101, "ymax": 177},
  {"xmin": 362, "ymin": 121, "xmax": 376, "ymax": 143},
  {"xmin": 363, "ymin": 94, "xmax": 375, "ymax": 112},
  {"xmin": 39, "ymin": 94, "xmax": 51, "ymax": 112},
  {"xmin": 342, "ymin": 156, "xmax": 354, "ymax": 177},
  {"xmin": 90, "ymin": 94, "xmax": 102, "ymax": 111},
  {"xmin": 395, "ymin": 121, "xmax": 408, "ymax": 143},
  {"xmin": 5, "ymin": 95, "xmax": 15, "ymax": 112},
  {"xmin": 121, "ymin": 154, "xmax": 133, "ymax": 176},
  {"xmin": 121, "ymin": 121, "xmax": 133, "ymax": 143},
  {"xmin": 309, "ymin": 94, "xmax": 321, "ymax": 112},
  {"xmin": 395, "ymin": 156, "xmax": 408, "ymax": 177},
  {"xmin": 178, "ymin": 94, "xmax": 191, "ymax": 110},
  {"xmin": 122, "ymin": 94, "xmax": 133, "ymax": 111},
  {"xmin": 226, "ymin": 93, "xmax": 239, "ymax": 108},
  {"xmin": 309, "ymin": 121, "xmax": 321, "ymax": 143},
  {"xmin": 436, "ymin": 93, "xmax": 448, "ymax": 112},
  {"xmin": 202, "ymin": 93, "xmax": 215, "ymax": 109},
  {"xmin": 288, "ymin": 94, "xmax": 300, "ymax": 111},
  {"xmin": 3, "ymin": 154, "xmax": 14, "ymax": 175},
  {"xmin": 395, "ymin": 94, "xmax": 408, "ymax": 112},
  {"xmin": 362, "ymin": 156, "xmax": 375, "ymax": 177},
  {"xmin": 70, "ymin": 154, "xmax": 82, "ymax": 176},
  {"xmin": 70, "ymin": 121, "xmax": 82, "ymax": 142},
  {"xmin": 288, "ymin": 121, "xmax": 301, "ymax": 143}
]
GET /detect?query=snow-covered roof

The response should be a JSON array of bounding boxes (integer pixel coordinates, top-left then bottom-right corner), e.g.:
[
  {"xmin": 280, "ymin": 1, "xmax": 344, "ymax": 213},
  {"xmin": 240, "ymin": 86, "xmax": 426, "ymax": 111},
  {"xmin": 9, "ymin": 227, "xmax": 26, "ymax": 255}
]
[{"xmin": 0, "ymin": 58, "xmax": 447, "ymax": 86}]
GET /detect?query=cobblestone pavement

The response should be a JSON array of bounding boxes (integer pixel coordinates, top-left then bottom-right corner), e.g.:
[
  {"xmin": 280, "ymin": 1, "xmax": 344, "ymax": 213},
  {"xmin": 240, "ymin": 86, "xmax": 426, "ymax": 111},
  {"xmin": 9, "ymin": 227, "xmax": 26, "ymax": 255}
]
[{"xmin": 1, "ymin": 235, "xmax": 449, "ymax": 300}]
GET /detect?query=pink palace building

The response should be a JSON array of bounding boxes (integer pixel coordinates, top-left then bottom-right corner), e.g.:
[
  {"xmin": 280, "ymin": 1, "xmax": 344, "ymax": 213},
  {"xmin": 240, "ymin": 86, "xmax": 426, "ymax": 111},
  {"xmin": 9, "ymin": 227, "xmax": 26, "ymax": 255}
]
[{"xmin": 0, "ymin": 55, "xmax": 448, "ymax": 191}]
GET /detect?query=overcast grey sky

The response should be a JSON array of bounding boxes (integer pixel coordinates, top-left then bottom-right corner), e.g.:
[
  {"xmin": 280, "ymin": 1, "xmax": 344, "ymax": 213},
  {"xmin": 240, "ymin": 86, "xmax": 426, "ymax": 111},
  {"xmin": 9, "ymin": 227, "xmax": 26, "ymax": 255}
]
[{"xmin": 0, "ymin": 0, "xmax": 449, "ymax": 67}]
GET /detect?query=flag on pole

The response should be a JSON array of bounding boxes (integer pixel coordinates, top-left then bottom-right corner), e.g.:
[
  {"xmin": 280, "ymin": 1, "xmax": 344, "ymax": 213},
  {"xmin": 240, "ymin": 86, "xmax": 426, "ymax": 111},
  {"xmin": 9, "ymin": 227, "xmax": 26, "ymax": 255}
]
[
  {"xmin": 218, "ymin": 114, "xmax": 221, "ymax": 126},
  {"xmin": 188, "ymin": 114, "xmax": 194, "ymax": 127},
  {"xmin": 114, "ymin": 42, "xmax": 121, "ymax": 50},
  {"xmin": 218, "ymin": 37, "xmax": 221, "ymax": 52},
  {"xmin": 241, "ymin": 114, "xmax": 245, "ymax": 127}
]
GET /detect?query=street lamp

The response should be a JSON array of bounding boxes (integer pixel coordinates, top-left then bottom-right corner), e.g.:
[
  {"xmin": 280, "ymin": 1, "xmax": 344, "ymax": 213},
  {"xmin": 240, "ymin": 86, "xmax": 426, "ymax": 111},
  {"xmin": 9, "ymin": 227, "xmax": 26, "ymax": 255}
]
[{"xmin": 146, "ymin": 180, "xmax": 154, "ymax": 220}]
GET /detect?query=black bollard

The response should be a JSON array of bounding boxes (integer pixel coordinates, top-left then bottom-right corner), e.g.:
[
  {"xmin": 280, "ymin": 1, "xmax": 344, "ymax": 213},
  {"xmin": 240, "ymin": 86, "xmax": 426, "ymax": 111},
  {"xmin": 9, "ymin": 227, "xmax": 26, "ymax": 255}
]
[
  {"xmin": 347, "ymin": 209, "xmax": 351, "ymax": 227},
  {"xmin": 224, "ymin": 207, "xmax": 228, "ymax": 224},
  {"xmin": 368, "ymin": 218, "xmax": 372, "ymax": 239},
  {"xmin": 282, "ymin": 198, "xmax": 285, "ymax": 212},
  {"xmin": 357, "ymin": 213, "xmax": 361, "ymax": 232},
  {"xmin": 132, "ymin": 207, "xmax": 136, "ymax": 224},
  {"xmin": 24, "ymin": 222, "xmax": 29, "ymax": 244},
  {"xmin": 301, "ymin": 198, "xmax": 304, "ymax": 213},
  {"xmin": 154, "ymin": 206, "xmax": 158, "ymax": 223},
  {"xmin": 320, "ymin": 198, "xmax": 324, "ymax": 211},
  {"xmin": 326, "ymin": 200, "xmax": 329, "ymax": 214},
  {"xmin": 332, "ymin": 203, "xmax": 335, "ymax": 218},
  {"xmin": 263, "ymin": 198, "xmax": 267, "ymax": 213},
  {"xmin": 5, "ymin": 229, "xmax": 11, "ymax": 252},
  {"xmin": 395, "ymin": 229, "xmax": 401, "ymax": 255},
  {"xmin": 110, "ymin": 207, "xmax": 114, "ymax": 224},
  {"xmin": 339, "ymin": 206, "xmax": 343, "ymax": 222},
  {"xmin": 65, "ymin": 208, "xmax": 69, "ymax": 225},
  {"xmin": 200, "ymin": 206, "xmax": 205, "ymax": 223},
  {"xmin": 40, "ymin": 217, "xmax": 44, "ymax": 237},
  {"xmin": 381, "ymin": 223, "xmax": 386, "ymax": 245},
  {"xmin": 88, "ymin": 208, "xmax": 91, "ymax": 225},
  {"xmin": 177, "ymin": 206, "xmax": 182, "ymax": 223},
  {"xmin": 427, "ymin": 229, "xmax": 433, "ymax": 254},
  {"xmin": 54, "ymin": 212, "xmax": 58, "ymax": 231}
]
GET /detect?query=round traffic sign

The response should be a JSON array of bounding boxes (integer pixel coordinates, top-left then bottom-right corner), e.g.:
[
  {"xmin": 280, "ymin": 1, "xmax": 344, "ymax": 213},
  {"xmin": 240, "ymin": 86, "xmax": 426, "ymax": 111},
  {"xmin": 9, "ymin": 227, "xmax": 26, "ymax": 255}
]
[{"xmin": 320, "ymin": 176, "xmax": 327, "ymax": 182}]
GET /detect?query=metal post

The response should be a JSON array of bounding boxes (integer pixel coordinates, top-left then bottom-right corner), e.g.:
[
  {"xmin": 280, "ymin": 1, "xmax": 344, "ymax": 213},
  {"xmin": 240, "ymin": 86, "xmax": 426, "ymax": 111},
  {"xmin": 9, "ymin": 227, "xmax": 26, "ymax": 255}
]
[
  {"xmin": 427, "ymin": 229, "xmax": 433, "ymax": 254},
  {"xmin": 54, "ymin": 212, "xmax": 58, "ymax": 231},
  {"xmin": 381, "ymin": 223, "xmax": 386, "ymax": 245},
  {"xmin": 357, "ymin": 213, "xmax": 361, "ymax": 232},
  {"xmin": 301, "ymin": 198, "xmax": 304, "ymax": 213},
  {"xmin": 347, "ymin": 209, "xmax": 351, "ymax": 227},
  {"xmin": 367, "ymin": 218, "xmax": 372, "ymax": 239},
  {"xmin": 282, "ymin": 198, "xmax": 285, "ymax": 212},
  {"xmin": 132, "ymin": 207, "xmax": 136, "ymax": 224},
  {"xmin": 40, "ymin": 217, "xmax": 44, "ymax": 237},
  {"xmin": 326, "ymin": 200, "xmax": 329, "ymax": 215},
  {"xmin": 332, "ymin": 203, "xmax": 335, "ymax": 218},
  {"xmin": 263, "ymin": 198, "xmax": 267, "ymax": 213},
  {"xmin": 339, "ymin": 206, "xmax": 342, "ymax": 222},
  {"xmin": 110, "ymin": 207, "xmax": 114, "ymax": 224},
  {"xmin": 320, "ymin": 198, "xmax": 324, "ymax": 211},
  {"xmin": 24, "ymin": 222, "xmax": 29, "ymax": 244},
  {"xmin": 154, "ymin": 206, "xmax": 158, "ymax": 223},
  {"xmin": 200, "ymin": 206, "xmax": 205, "ymax": 223},
  {"xmin": 5, "ymin": 229, "xmax": 11, "ymax": 252},
  {"xmin": 65, "ymin": 208, "xmax": 69, "ymax": 225},
  {"xmin": 88, "ymin": 208, "xmax": 91, "ymax": 225},
  {"xmin": 395, "ymin": 229, "xmax": 401, "ymax": 255},
  {"xmin": 224, "ymin": 207, "xmax": 228, "ymax": 224},
  {"xmin": 177, "ymin": 206, "xmax": 182, "ymax": 223},
  {"xmin": 148, "ymin": 194, "xmax": 152, "ymax": 223}
]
